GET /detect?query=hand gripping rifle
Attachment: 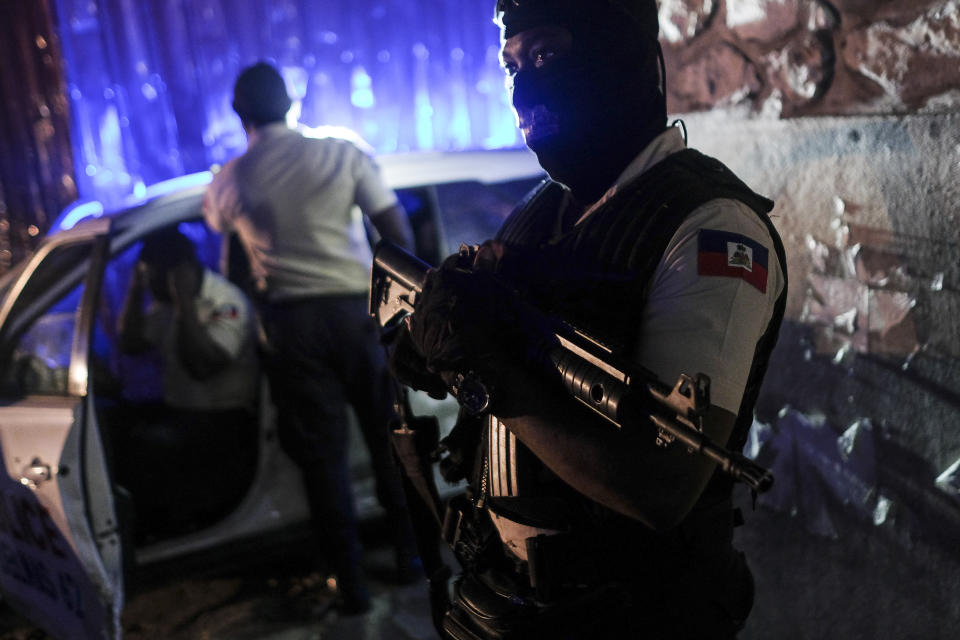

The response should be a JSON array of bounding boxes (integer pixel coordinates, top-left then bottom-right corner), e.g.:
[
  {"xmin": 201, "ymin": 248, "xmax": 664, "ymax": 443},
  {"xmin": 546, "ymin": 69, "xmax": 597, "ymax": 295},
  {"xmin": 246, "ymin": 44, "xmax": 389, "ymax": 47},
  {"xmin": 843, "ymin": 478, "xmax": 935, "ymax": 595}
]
[{"xmin": 369, "ymin": 240, "xmax": 774, "ymax": 494}]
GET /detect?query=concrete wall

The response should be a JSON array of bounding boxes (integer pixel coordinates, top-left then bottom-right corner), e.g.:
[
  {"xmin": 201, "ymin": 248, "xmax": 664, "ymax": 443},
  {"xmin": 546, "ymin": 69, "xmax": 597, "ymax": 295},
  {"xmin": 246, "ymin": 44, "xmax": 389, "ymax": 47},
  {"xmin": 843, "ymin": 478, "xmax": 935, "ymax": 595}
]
[
  {"xmin": 662, "ymin": 0, "xmax": 960, "ymax": 116},
  {"xmin": 682, "ymin": 112, "xmax": 959, "ymax": 638},
  {"xmin": 662, "ymin": 2, "xmax": 960, "ymax": 638}
]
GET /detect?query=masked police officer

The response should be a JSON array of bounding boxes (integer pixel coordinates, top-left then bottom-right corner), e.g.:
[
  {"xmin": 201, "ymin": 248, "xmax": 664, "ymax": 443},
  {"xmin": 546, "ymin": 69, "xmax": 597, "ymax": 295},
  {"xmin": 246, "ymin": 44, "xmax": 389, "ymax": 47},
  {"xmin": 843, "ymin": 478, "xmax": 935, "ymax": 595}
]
[{"xmin": 394, "ymin": 1, "xmax": 788, "ymax": 638}]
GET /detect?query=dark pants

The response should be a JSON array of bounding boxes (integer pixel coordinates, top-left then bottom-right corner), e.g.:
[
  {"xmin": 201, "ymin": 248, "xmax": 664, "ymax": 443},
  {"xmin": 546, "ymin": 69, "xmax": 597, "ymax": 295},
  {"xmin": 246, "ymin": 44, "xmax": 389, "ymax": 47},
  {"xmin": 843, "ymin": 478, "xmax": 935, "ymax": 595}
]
[{"xmin": 261, "ymin": 294, "xmax": 417, "ymax": 598}]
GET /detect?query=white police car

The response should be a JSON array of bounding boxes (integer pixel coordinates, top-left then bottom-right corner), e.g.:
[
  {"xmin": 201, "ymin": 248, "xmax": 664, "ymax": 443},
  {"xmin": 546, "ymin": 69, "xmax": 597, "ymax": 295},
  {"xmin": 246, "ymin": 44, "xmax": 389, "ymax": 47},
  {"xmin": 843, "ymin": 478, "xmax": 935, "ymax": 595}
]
[{"xmin": 0, "ymin": 148, "xmax": 543, "ymax": 639}]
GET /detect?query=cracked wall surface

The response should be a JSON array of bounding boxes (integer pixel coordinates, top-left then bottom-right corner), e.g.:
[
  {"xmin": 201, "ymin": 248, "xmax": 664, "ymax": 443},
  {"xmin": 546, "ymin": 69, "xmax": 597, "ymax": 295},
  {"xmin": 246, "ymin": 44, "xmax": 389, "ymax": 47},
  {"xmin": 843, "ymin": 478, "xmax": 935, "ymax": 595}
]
[
  {"xmin": 671, "ymin": 6, "xmax": 960, "ymax": 629},
  {"xmin": 662, "ymin": 0, "xmax": 960, "ymax": 116}
]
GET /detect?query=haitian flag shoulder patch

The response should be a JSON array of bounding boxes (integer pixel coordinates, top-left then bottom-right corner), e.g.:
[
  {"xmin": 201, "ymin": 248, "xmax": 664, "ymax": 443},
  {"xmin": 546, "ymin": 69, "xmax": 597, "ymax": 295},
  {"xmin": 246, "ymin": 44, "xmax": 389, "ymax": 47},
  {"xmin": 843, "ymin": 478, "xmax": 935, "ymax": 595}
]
[
  {"xmin": 697, "ymin": 229, "xmax": 769, "ymax": 293},
  {"xmin": 210, "ymin": 304, "xmax": 240, "ymax": 320}
]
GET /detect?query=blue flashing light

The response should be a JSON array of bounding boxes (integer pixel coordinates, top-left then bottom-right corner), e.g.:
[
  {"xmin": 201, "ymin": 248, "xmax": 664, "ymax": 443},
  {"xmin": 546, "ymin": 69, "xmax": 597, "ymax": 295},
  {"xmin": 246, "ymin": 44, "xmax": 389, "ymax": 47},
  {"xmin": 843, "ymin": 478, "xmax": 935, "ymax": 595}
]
[
  {"xmin": 57, "ymin": 200, "xmax": 105, "ymax": 232},
  {"xmin": 350, "ymin": 67, "xmax": 375, "ymax": 109},
  {"xmin": 55, "ymin": 1, "xmax": 525, "ymax": 206},
  {"xmin": 449, "ymin": 108, "xmax": 472, "ymax": 148},
  {"xmin": 415, "ymin": 90, "xmax": 434, "ymax": 150},
  {"xmin": 351, "ymin": 90, "xmax": 375, "ymax": 109},
  {"xmin": 141, "ymin": 82, "xmax": 158, "ymax": 101},
  {"xmin": 282, "ymin": 66, "xmax": 309, "ymax": 101}
]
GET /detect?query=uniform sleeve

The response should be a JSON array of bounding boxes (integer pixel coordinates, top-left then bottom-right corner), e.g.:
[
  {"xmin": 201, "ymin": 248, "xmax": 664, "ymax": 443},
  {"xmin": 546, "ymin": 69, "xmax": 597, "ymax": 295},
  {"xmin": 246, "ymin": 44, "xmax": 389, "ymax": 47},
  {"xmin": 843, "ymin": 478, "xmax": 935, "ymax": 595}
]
[
  {"xmin": 632, "ymin": 199, "xmax": 785, "ymax": 414},
  {"xmin": 351, "ymin": 148, "xmax": 399, "ymax": 216},
  {"xmin": 201, "ymin": 274, "xmax": 253, "ymax": 360},
  {"xmin": 202, "ymin": 159, "xmax": 242, "ymax": 233}
]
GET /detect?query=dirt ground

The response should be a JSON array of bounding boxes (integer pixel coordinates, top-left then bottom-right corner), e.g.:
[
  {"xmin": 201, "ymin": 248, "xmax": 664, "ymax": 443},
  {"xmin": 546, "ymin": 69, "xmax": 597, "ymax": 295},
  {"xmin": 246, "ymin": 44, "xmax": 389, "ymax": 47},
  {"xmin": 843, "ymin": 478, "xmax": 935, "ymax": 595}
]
[{"xmin": 1, "ymin": 526, "xmax": 441, "ymax": 640}]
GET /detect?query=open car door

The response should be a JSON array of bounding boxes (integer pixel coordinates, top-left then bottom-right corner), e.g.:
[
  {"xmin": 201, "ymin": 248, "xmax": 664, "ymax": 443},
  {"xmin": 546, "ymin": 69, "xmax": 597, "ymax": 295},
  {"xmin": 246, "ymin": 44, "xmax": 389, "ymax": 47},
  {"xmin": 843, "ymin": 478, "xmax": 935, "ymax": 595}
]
[{"xmin": 0, "ymin": 219, "xmax": 122, "ymax": 639}]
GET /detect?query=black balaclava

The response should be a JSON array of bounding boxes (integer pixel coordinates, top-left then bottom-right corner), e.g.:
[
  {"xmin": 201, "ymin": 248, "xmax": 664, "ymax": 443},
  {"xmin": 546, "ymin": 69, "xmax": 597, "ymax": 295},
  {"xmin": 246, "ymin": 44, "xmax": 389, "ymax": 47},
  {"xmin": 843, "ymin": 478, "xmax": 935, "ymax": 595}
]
[
  {"xmin": 495, "ymin": 0, "xmax": 666, "ymax": 204},
  {"xmin": 232, "ymin": 62, "xmax": 292, "ymax": 128}
]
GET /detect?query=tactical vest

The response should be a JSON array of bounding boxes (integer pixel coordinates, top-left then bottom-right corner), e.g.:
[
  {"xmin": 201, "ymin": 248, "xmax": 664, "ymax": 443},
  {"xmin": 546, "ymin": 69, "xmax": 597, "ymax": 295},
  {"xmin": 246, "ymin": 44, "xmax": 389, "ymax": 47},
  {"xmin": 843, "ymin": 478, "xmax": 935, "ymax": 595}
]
[{"xmin": 482, "ymin": 148, "xmax": 788, "ymax": 564}]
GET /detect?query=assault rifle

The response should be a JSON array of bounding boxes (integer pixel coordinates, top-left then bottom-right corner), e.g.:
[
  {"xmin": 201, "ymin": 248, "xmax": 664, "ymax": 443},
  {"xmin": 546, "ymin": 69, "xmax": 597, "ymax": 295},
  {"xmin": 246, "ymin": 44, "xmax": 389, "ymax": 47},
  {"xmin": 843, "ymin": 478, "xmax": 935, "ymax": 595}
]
[{"xmin": 369, "ymin": 240, "xmax": 774, "ymax": 494}]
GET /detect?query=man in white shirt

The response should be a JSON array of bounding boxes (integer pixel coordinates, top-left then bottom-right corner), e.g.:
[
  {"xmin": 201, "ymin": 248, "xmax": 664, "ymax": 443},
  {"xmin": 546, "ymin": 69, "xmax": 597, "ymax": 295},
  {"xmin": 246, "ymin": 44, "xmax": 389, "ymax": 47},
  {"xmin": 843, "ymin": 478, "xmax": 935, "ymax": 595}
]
[
  {"xmin": 119, "ymin": 231, "xmax": 257, "ymax": 411},
  {"xmin": 117, "ymin": 228, "xmax": 258, "ymax": 537},
  {"xmin": 393, "ymin": 1, "xmax": 788, "ymax": 638},
  {"xmin": 202, "ymin": 62, "xmax": 419, "ymax": 614}
]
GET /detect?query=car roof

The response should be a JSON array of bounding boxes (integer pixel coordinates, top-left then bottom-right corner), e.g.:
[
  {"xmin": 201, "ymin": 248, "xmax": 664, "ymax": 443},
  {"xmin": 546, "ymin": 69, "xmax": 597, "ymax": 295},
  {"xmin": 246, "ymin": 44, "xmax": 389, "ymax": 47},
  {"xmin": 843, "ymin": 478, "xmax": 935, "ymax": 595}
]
[
  {"xmin": 48, "ymin": 147, "xmax": 544, "ymax": 235},
  {"xmin": 1, "ymin": 148, "xmax": 544, "ymax": 330}
]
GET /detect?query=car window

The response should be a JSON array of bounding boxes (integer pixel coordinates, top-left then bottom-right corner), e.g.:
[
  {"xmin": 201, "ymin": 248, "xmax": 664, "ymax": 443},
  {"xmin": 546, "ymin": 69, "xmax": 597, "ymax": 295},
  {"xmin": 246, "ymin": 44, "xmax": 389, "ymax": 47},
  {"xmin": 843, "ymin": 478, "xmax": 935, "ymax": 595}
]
[
  {"xmin": 96, "ymin": 220, "xmax": 224, "ymax": 403},
  {"xmin": 1, "ymin": 242, "xmax": 92, "ymax": 336},
  {"xmin": 396, "ymin": 186, "xmax": 443, "ymax": 266},
  {"xmin": 0, "ymin": 220, "xmax": 222, "ymax": 399},
  {"xmin": 0, "ymin": 283, "xmax": 84, "ymax": 396},
  {"xmin": 0, "ymin": 238, "xmax": 97, "ymax": 396},
  {"xmin": 433, "ymin": 177, "xmax": 544, "ymax": 254},
  {"xmin": 392, "ymin": 176, "xmax": 543, "ymax": 266}
]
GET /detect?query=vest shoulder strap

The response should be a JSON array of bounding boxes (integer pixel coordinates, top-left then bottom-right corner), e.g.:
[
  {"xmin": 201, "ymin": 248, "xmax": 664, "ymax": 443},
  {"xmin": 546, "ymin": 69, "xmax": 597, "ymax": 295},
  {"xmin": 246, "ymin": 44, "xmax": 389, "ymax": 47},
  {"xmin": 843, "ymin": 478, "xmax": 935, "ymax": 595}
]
[{"xmin": 495, "ymin": 178, "xmax": 569, "ymax": 247}]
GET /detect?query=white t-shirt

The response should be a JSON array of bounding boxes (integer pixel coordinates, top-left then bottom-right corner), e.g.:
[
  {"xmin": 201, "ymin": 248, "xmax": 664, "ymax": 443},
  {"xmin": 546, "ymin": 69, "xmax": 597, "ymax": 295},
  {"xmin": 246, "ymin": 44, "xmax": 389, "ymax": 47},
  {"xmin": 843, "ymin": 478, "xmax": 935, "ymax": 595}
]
[
  {"xmin": 144, "ymin": 269, "xmax": 258, "ymax": 411},
  {"xmin": 487, "ymin": 127, "xmax": 786, "ymax": 561},
  {"xmin": 203, "ymin": 123, "xmax": 399, "ymax": 301}
]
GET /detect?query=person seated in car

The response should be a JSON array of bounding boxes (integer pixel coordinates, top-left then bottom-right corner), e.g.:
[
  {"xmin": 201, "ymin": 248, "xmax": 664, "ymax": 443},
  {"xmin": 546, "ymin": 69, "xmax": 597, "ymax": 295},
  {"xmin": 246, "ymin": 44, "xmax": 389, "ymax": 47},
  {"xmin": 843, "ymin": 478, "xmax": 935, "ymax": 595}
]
[{"xmin": 115, "ymin": 228, "xmax": 259, "ymax": 537}]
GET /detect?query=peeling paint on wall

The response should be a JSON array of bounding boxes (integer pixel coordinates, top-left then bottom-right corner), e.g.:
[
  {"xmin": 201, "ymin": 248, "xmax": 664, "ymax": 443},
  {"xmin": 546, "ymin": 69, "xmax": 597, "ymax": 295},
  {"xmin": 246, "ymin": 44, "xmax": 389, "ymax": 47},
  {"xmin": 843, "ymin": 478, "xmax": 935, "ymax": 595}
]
[
  {"xmin": 661, "ymin": 0, "xmax": 960, "ymax": 116},
  {"xmin": 660, "ymin": 0, "xmax": 717, "ymax": 43}
]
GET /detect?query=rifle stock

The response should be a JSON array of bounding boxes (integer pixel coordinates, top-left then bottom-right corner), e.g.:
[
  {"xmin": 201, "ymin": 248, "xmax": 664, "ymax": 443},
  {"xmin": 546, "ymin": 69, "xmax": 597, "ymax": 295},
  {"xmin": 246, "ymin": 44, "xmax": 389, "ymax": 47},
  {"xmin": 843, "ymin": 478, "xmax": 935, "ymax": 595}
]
[{"xmin": 370, "ymin": 240, "xmax": 774, "ymax": 494}]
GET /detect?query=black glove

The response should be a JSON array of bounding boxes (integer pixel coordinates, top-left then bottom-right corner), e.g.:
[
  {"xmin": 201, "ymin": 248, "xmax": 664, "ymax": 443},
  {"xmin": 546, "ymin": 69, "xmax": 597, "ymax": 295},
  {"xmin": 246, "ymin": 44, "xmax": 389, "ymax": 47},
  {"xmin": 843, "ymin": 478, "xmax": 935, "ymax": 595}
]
[
  {"xmin": 384, "ymin": 251, "xmax": 473, "ymax": 398},
  {"xmin": 384, "ymin": 248, "xmax": 498, "ymax": 398},
  {"xmin": 387, "ymin": 322, "xmax": 449, "ymax": 400},
  {"xmin": 406, "ymin": 251, "xmax": 524, "ymax": 376},
  {"xmin": 391, "ymin": 247, "xmax": 557, "ymax": 412}
]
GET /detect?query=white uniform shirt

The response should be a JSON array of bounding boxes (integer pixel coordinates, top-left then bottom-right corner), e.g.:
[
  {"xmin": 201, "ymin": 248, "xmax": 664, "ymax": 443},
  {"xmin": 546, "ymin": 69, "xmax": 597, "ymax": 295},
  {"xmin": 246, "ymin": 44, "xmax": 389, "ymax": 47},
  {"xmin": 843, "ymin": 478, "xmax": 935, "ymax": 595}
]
[
  {"xmin": 488, "ymin": 127, "xmax": 786, "ymax": 561},
  {"xmin": 203, "ymin": 123, "xmax": 399, "ymax": 301},
  {"xmin": 144, "ymin": 269, "xmax": 258, "ymax": 411}
]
